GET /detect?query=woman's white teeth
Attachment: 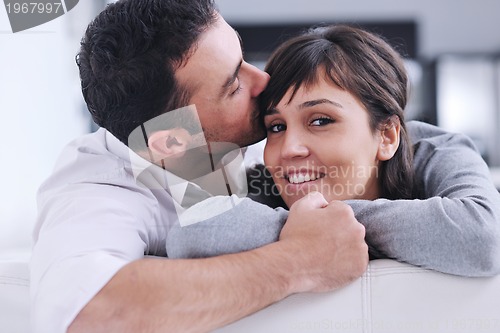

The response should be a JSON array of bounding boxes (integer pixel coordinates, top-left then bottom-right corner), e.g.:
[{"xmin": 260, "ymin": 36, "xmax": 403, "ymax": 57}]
[{"xmin": 289, "ymin": 173, "xmax": 319, "ymax": 184}]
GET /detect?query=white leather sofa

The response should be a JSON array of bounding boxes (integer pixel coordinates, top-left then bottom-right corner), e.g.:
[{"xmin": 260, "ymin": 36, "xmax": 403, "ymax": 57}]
[
  {"xmin": 217, "ymin": 260, "xmax": 500, "ymax": 333},
  {"xmin": 0, "ymin": 257, "xmax": 30, "ymax": 333},
  {"xmin": 2, "ymin": 254, "xmax": 500, "ymax": 333}
]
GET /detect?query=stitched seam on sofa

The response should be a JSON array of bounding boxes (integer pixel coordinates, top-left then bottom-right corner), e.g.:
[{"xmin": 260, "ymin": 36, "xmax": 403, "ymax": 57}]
[
  {"xmin": 362, "ymin": 264, "xmax": 373, "ymax": 333},
  {"xmin": 369, "ymin": 269, "xmax": 430, "ymax": 277},
  {"xmin": 0, "ymin": 277, "xmax": 30, "ymax": 286}
]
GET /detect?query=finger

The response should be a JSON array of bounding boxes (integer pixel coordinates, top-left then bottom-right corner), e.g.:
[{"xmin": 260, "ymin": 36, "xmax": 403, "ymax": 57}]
[
  {"xmin": 325, "ymin": 200, "xmax": 356, "ymax": 218},
  {"xmin": 302, "ymin": 191, "xmax": 328, "ymax": 208}
]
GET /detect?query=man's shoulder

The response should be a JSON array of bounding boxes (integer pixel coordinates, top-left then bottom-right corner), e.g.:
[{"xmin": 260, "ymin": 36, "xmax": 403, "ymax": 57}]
[
  {"xmin": 63, "ymin": 127, "xmax": 121, "ymax": 157},
  {"xmin": 40, "ymin": 128, "xmax": 133, "ymax": 192}
]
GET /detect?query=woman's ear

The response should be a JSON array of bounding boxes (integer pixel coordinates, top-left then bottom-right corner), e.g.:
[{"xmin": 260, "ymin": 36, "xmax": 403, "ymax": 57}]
[
  {"xmin": 377, "ymin": 117, "xmax": 401, "ymax": 161},
  {"xmin": 147, "ymin": 128, "xmax": 192, "ymax": 162}
]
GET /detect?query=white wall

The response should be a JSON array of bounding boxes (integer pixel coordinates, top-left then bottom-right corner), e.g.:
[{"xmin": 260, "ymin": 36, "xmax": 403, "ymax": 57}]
[
  {"xmin": 217, "ymin": 0, "xmax": 500, "ymax": 58},
  {"xmin": 0, "ymin": 3, "xmax": 97, "ymax": 256}
]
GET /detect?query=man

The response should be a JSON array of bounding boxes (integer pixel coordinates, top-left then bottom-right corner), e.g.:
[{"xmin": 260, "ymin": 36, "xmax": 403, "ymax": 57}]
[{"xmin": 31, "ymin": 1, "xmax": 368, "ymax": 332}]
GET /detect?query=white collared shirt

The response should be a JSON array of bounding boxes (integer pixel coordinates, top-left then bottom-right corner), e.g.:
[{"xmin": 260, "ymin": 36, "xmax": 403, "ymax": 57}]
[
  {"xmin": 130, "ymin": 136, "xmax": 248, "ymax": 226},
  {"xmin": 31, "ymin": 128, "xmax": 247, "ymax": 333}
]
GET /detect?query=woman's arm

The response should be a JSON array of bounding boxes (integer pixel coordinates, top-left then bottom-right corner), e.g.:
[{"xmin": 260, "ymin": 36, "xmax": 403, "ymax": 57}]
[
  {"xmin": 348, "ymin": 121, "xmax": 500, "ymax": 276},
  {"xmin": 166, "ymin": 197, "xmax": 287, "ymax": 258}
]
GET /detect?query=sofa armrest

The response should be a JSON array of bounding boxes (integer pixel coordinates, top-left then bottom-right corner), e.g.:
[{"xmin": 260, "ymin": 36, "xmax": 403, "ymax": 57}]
[
  {"xmin": 0, "ymin": 259, "xmax": 30, "ymax": 333},
  {"xmin": 3, "ymin": 258, "xmax": 499, "ymax": 333},
  {"xmin": 217, "ymin": 259, "xmax": 500, "ymax": 333}
]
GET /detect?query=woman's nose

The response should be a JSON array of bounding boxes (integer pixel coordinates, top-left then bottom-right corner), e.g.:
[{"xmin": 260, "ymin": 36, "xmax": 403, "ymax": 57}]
[{"xmin": 280, "ymin": 132, "xmax": 310, "ymax": 160}]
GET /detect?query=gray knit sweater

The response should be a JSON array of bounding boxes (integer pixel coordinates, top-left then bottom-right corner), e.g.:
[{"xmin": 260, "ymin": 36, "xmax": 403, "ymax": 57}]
[{"xmin": 166, "ymin": 121, "xmax": 500, "ymax": 277}]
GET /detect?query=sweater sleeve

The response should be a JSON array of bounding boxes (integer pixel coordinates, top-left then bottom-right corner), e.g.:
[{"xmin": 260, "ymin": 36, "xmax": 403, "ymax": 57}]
[
  {"xmin": 347, "ymin": 121, "xmax": 500, "ymax": 277},
  {"xmin": 166, "ymin": 197, "xmax": 288, "ymax": 258}
]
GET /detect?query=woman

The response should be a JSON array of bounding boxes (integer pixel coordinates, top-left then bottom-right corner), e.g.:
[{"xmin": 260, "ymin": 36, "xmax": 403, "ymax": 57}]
[
  {"xmin": 260, "ymin": 24, "xmax": 413, "ymax": 206},
  {"xmin": 167, "ymin": 25, "xmax": 500, "ymax": 277}
]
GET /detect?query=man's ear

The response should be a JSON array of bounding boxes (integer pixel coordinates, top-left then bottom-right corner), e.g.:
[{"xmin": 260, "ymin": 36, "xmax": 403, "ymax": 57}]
[
  {"xmin": 147, "ymin": 129, "xmax": 191, "ymax": 162},
  {"xmin": 376, "ymin": 117, "xmax": 401, "ymax": 161}
]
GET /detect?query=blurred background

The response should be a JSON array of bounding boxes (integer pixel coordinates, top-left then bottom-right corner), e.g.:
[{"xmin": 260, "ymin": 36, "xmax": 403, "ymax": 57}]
[{"xmin": 1, "ymin": 0, "xmax": 499, "ymax": 255}]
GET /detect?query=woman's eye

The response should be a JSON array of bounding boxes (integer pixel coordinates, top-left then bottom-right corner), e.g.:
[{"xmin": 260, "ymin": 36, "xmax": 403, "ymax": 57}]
[
  {"xmin": 310, "ymin": 117, "xmax": 334, "ymax": 126},
  {"xmin": 267, "ymin": 123, "xmax": 286, "ymax": 133}
]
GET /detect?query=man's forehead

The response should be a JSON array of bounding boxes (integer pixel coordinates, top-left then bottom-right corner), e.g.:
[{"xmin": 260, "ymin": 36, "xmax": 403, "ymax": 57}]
[{"xmin": 174, "ymin": 17, "xmax": 243, "ymax": 94}]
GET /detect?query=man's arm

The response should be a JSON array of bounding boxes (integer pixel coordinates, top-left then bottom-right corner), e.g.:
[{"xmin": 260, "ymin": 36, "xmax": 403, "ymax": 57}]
[
  {"xmin": 69, "ymin": 193, "xmax": 368, "ymax": 333},
  {"xmin": 348, "ymin": 121, "xmax": 500, "ymax": 276}
]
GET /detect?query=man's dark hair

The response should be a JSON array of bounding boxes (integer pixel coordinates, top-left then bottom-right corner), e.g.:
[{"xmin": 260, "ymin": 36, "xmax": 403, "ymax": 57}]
[
  {"xmin": 76, "ymin": 0, "xmax": 217, "ymax": 146},
  {"xmin": 261, "ymin": 25, "xmax": 414, "ymax": 199}
]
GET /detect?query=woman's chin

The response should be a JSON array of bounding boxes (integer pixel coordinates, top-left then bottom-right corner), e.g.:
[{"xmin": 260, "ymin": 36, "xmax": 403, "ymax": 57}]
[{"xmin": 282, "ymin": 191, "xmax": 354, "ymax": 207}]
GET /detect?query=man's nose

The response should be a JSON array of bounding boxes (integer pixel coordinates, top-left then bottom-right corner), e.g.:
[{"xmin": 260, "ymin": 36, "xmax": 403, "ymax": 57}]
[{"xmin": 249, "ymin": 64, "xmax": 270, "ymax": 97}]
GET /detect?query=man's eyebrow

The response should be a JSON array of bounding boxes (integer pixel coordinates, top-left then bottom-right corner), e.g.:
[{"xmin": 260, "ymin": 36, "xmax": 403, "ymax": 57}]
[
  {"xmin": 220, "ymin": 59, "xmax": 242, "ymax": 97},
  {"xmin": 219, "ymin": 29, "xmax": 244, "ymax": 97}
]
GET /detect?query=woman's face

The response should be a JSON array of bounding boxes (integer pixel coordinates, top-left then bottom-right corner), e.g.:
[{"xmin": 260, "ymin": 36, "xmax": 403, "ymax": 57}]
[{"xmin": 263, "ymin": 78, "xmax": 385, "ymax": 207}]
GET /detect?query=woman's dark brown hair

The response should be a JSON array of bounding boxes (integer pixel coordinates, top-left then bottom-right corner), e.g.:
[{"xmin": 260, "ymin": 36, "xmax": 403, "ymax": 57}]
[{"xmin": 260, "ymin": 25, "xmax": 414, "ymax": 199}]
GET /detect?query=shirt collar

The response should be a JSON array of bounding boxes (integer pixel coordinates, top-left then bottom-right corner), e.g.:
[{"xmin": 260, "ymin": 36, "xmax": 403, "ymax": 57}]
[{"xmin": 104, "ymin": 129, "xmax": 247, "ymax": 205}]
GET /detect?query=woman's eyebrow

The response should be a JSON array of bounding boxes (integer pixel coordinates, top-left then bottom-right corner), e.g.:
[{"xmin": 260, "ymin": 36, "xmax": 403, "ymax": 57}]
[
  {"xmin": 298, "ymin": 98, "xmax": 343, "ymax": 109},
  {"xmin": 264, "ymin": 107, "xmax": 279, "ymax": 116},
  {"xmin": 264, "ymin": 98, "xmax": 344, "ymax": 117}
]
